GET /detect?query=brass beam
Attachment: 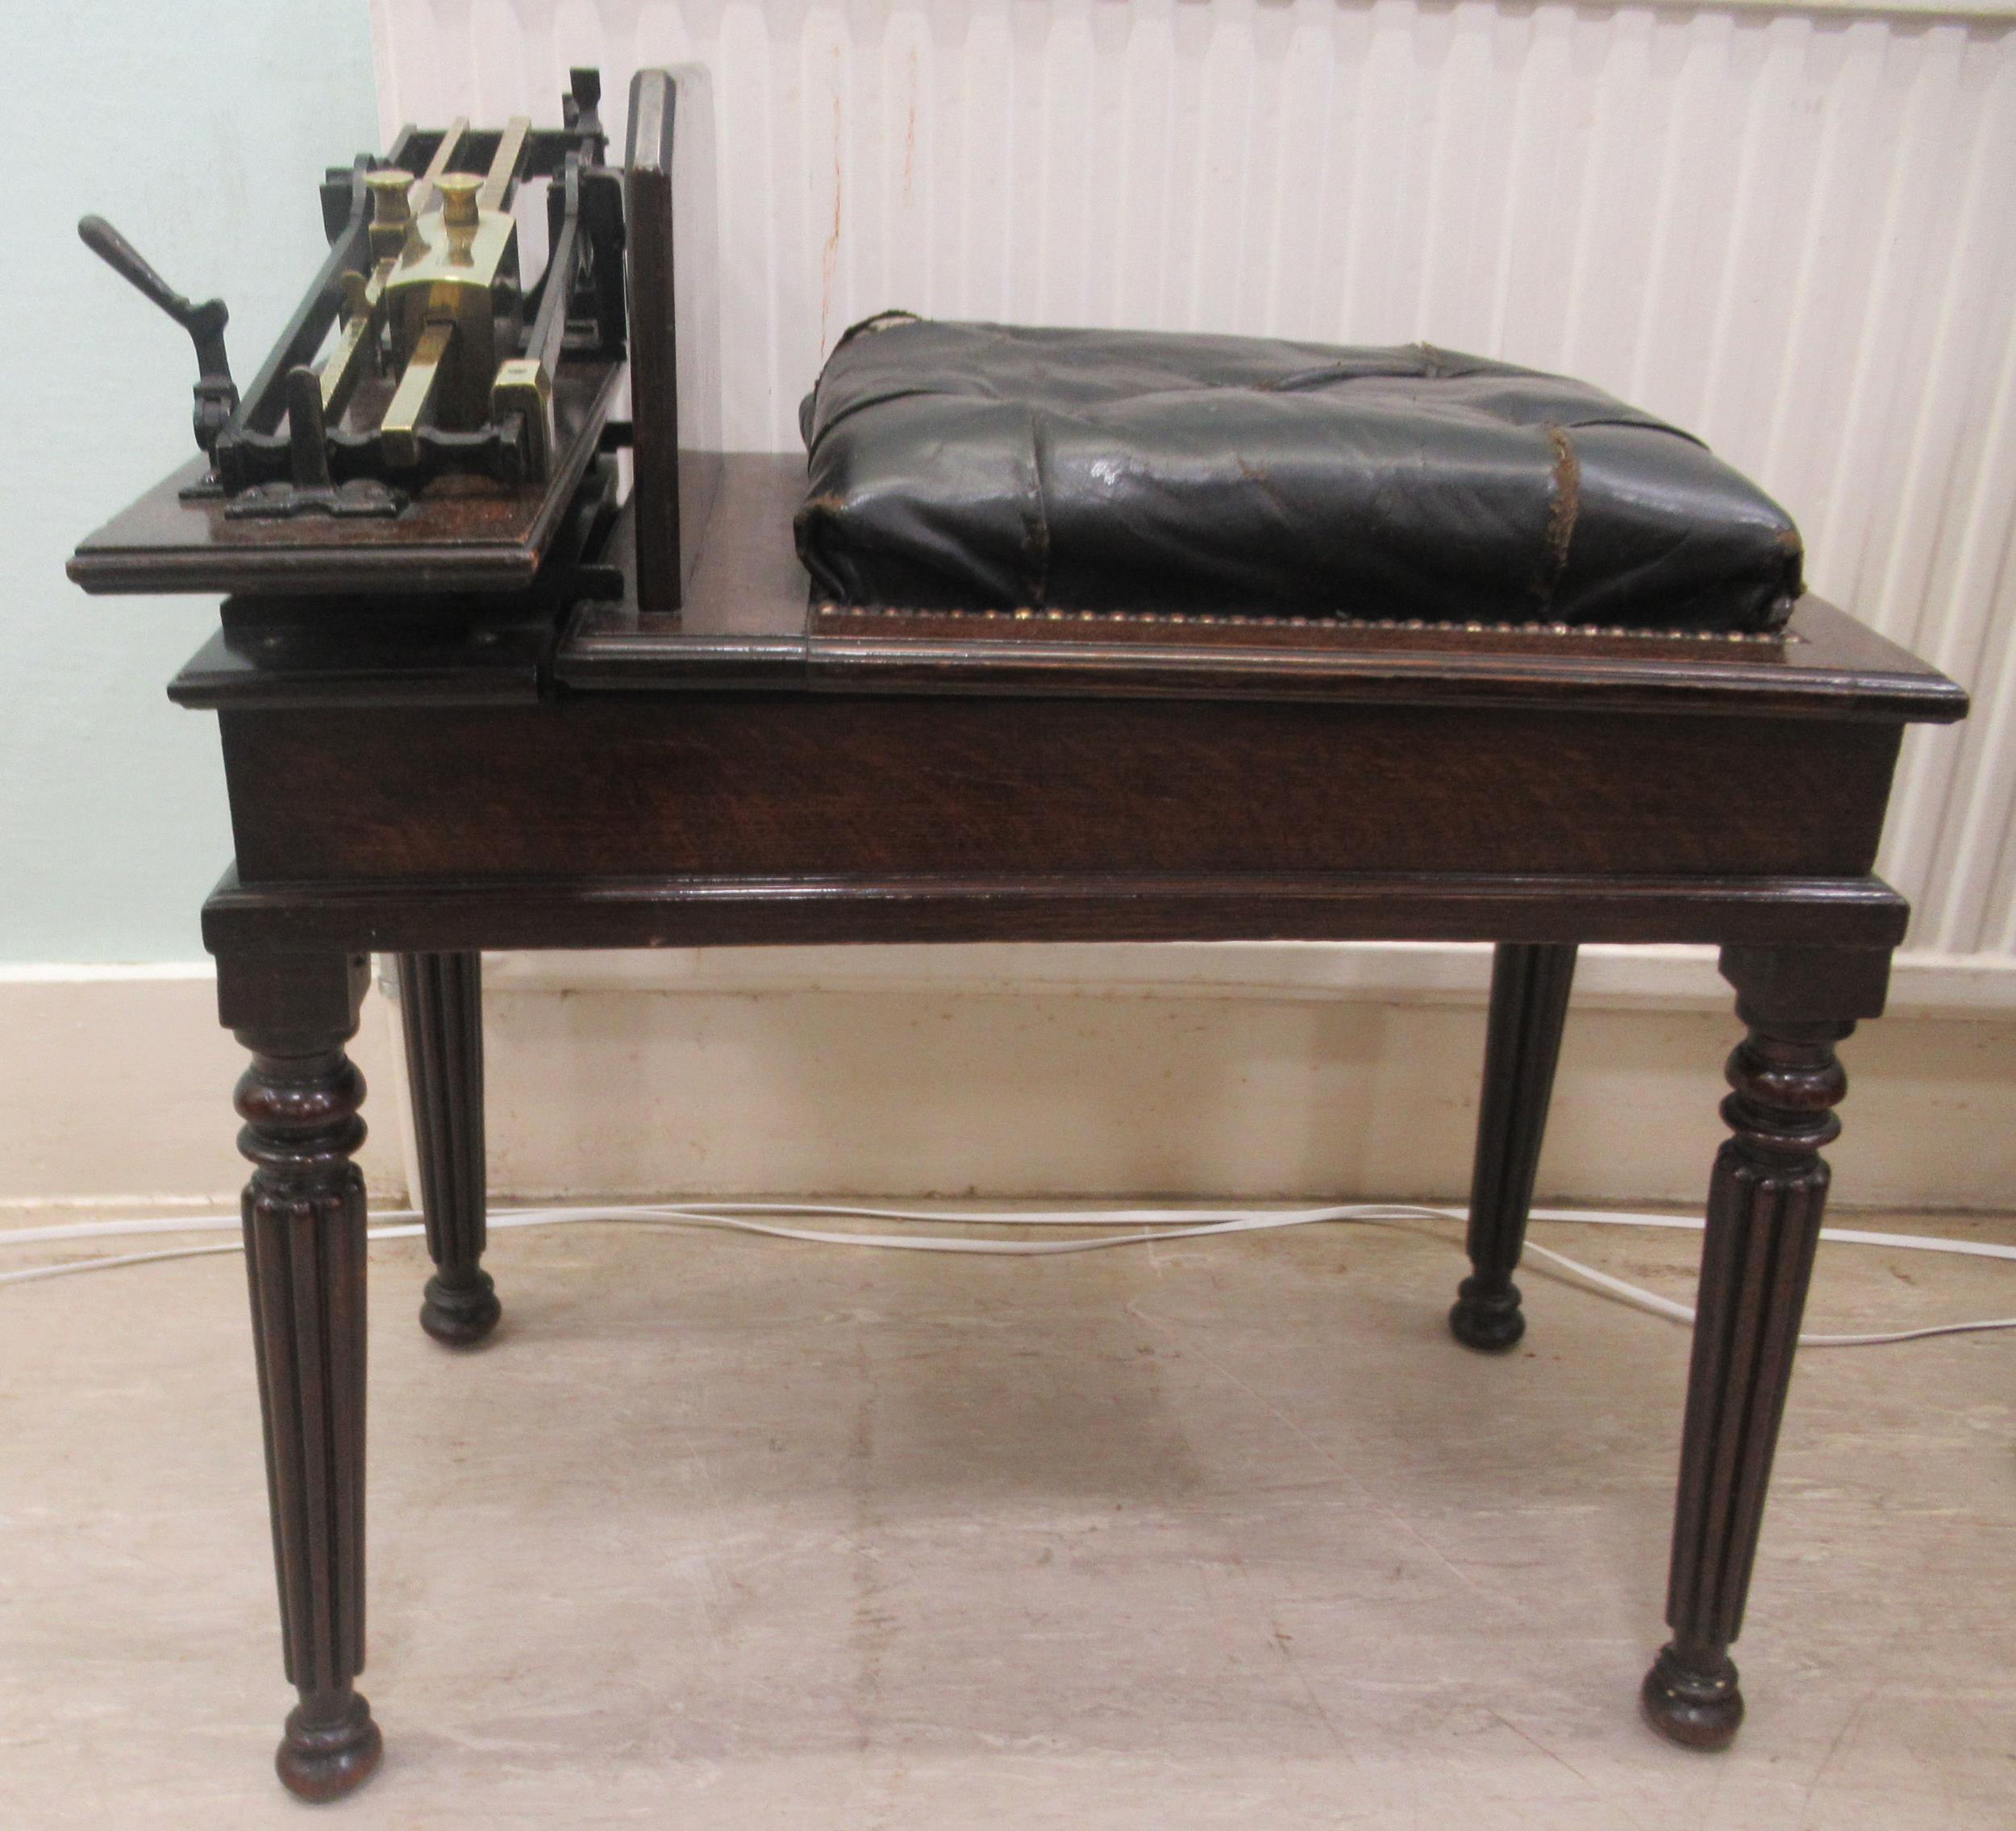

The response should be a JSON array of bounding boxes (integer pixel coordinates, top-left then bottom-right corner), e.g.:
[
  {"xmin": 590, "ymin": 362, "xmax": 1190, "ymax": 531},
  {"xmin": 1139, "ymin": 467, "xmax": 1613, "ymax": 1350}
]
[
  {"xmin": 491, "ymin": 356, "xmax": 553, "ymax": 482},
  {"xmin": 380, "ymin": 319, "xmax": 453, "ymax": 468},
  {"xmin": 478, "ymin": 116, "xmax": 531, "ymax": 213},
  {"xmin": 409, "ymin": 117, "xmax": 468, "ymax": 216},
  {"xmin": 318, "ymin": 258, "xmax": 394, "ymax": 422}
]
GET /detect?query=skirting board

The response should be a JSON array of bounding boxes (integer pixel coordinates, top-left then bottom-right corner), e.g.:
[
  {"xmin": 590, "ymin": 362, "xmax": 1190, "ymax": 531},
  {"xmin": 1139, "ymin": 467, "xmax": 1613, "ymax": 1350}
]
[
  {"xmin": 471, "ymin": 940, "xmax": 2016, "ymax": 1017},
  {"xmin": 0, "ymin": 967, "xmax": 412, "ymax": 1217},
  {"xmin": 3, "ymin": 944, "xmax": 2014, "ymax": 1217}
]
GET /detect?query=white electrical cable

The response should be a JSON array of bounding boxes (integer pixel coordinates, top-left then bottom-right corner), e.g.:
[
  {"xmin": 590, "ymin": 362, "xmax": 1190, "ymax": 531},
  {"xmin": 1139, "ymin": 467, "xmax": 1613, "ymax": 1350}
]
[{"xmin": 1, "ymin": 1198, "xmax": 2010, "ymax": 1348}]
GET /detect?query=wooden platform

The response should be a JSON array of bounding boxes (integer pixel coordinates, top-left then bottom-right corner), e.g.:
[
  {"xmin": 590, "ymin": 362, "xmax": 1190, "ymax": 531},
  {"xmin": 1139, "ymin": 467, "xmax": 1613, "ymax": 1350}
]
[
  {"xmin": 65, "ymin": 362, "xmax": 623, "ymax": 598},
  {"xmin": 561, "ymin": 454, "xmax": 1964, "ymax": 722}
]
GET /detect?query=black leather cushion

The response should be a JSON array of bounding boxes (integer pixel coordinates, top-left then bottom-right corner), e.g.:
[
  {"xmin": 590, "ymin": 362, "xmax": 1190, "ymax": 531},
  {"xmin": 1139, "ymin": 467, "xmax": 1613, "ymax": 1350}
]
[{"xmin": 797, "ymin": 314, "xmax": 1801, "ymax": 632}]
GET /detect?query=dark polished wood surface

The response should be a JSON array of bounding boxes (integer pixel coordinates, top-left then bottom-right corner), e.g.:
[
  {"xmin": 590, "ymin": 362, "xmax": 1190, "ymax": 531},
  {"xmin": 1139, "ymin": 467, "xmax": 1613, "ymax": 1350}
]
[
  {"xmin": 213, "ymin": 693, "xmax": 1904, "ymax": 883},
  {"xmin": 66, "ymin": 363, "xmax": 624, "ymax": 598},
  {"xmin": 201, "ymin": 868, "xmax": 1913, "ymax": 958},
  {"xmin": 561, "ymin": 455, "xmax": 1966, "ymax": 721},
  {"xmin": 162, "ymin": 452, "xmax": 1967, "ymax": 730},
  {"xmin": 395, "ymin": 952, "xmax": 498, "ymax": 1346},
  {"xmin": 218, "ymin": 949, "xmax": 381, "ymax": 1800},
  {"xmin": 142, "ymin": 444, "xmax": 1970, "ymax": 1796},
  {"xmin": 1452, "ymin": 943, "xmax": 1578, "ymax": 1352}
]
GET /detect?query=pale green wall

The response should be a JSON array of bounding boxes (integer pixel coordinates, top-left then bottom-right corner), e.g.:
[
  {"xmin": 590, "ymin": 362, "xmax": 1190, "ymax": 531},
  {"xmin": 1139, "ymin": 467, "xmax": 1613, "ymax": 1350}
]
[{"xmin": 0, "ymin": 1, "xmax": 377, "ymax": 961}]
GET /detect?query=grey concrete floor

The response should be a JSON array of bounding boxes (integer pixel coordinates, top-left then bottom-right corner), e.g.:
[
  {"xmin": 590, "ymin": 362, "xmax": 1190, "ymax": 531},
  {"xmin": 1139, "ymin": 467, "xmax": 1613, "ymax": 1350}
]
[{"xmin": 2, "ymin": 1205, "xmax": 2012, "ymax": 1829}]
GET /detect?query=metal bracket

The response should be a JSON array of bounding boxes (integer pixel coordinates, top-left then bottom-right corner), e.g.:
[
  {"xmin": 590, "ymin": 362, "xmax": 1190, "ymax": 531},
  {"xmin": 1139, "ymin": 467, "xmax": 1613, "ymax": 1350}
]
[{"xmin": 223, "ymin": 478, "xmax": 409, "ymax": 521}]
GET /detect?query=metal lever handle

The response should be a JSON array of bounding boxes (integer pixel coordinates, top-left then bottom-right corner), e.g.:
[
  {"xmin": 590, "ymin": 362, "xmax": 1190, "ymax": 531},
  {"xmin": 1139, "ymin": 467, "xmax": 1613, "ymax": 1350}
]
[{"xmin": 78, "ymin": 214, "xmax": 239, "ymax": 454}]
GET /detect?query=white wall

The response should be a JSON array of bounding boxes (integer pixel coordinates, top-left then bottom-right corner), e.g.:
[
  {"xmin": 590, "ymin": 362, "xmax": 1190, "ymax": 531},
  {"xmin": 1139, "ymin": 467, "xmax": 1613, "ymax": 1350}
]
[
  {"xmin": 6, "ymin": 1, "xmax": 2014, "ymax": 1214},
  {"xmin": 1, "ymin": 1, "xmax": 378, "ymax": 962},
  {"xmin": 6, "ymin": 954, "xmax": 2012, "ymax": 1217},
  {"xmin": 463, "ymin": 966, "xmax": 2016, "ymax": 1210}
]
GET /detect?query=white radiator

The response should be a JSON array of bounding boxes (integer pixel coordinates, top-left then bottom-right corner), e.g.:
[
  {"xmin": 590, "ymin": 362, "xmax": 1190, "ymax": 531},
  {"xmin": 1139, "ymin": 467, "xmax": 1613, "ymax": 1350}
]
[{"xmin": 373, "ymin": 0, "xmax": 2016, "ymax": 984}]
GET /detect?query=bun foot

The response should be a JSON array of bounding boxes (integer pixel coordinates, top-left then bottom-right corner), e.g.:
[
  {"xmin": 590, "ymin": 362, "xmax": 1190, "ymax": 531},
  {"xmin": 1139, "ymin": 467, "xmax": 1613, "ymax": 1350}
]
[
  {"xmin": 1448, "ymin": 1275, "xmax": 1526, "ymax": 1351},
  {"xmin": 420, "ymin": 1269, "xmax": 501, "ymax": 1346},
  {"xmin": 277, "ymin": 1691, "xmax": 382, "ymax": 1801},
  {"xmin": 1640, "ymin": 1642, "xmax": 1744, "ymax": 1750}
]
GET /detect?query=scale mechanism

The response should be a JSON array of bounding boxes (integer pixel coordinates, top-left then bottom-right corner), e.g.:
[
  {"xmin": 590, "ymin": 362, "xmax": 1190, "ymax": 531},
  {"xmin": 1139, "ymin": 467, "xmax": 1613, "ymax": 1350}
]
[
  {"xmin": 69, "ymin": 67, "xmax": 715, "ymax": 607},
  {"xmin": 79, "ymin": 70, "xmax": 619, "ymax": 518}
]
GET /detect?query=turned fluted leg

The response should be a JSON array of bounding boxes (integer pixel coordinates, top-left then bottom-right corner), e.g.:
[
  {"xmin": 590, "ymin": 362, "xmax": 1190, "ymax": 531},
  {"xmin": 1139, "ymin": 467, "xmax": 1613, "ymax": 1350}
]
[
  {"xmin": 397, "ymin": 951, "xmax": 498, "ymax": 1346},
  {"xmin": 1450, "ymin": 942, "xmax": 1577, "ymax": 1350},
  {"xmin": 1641, "ymin": 945, "xmax": 1887, "ymax": 1751},
  {"xmin": 222, "ymin": 950, "xmax": 381, "ymax": 1801}
]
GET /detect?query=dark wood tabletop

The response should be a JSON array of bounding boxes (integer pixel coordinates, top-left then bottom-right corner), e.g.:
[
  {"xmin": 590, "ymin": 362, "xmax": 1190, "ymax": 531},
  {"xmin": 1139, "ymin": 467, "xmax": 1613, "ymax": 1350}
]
[
  {"xmin": 562, "ymin": 454, "xmax": 1964, "ymax": 721},
  {"xmin": 170, "ymin": 452, "xmax": 1963, "ymax": 961}
]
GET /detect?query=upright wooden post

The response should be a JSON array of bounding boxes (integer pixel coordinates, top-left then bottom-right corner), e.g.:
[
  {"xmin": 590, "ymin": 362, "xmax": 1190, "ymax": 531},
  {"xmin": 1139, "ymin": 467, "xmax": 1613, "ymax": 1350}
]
[{"xmin": 625, "ymin": 69, "xmax": 681, "ymax": 615}]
